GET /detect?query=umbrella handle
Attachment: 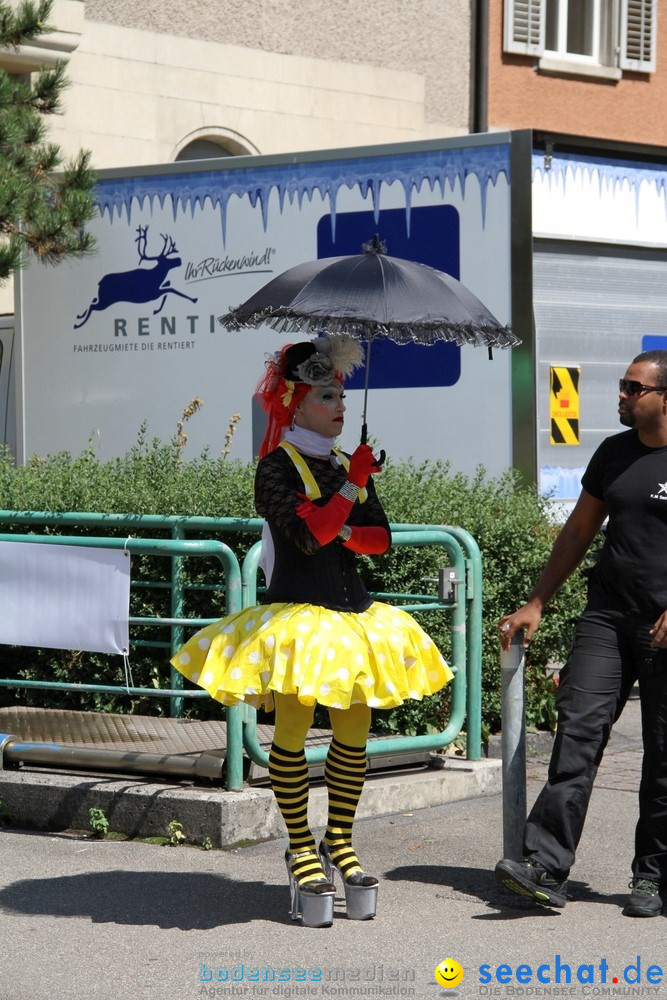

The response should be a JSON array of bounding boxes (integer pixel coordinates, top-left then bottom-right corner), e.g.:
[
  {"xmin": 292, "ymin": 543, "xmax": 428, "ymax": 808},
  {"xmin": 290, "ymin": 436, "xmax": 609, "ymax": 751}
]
[{"xmin": 360, "ymin": 424, "xmax": 386, "ymax": 466}]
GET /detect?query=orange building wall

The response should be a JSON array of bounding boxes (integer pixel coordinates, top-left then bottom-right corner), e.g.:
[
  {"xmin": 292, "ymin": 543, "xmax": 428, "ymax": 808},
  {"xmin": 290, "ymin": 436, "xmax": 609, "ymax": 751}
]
[{"xmin": 487, "ymin": 0, "xmax": 667, "ymax": 145}]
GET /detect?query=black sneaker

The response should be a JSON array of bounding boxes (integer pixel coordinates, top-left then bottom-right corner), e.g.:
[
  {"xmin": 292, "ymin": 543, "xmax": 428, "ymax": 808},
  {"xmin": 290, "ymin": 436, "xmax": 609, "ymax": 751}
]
[
  {"xmin": 623, "ymin": 878, "xmax": 662, "ymax": 917},
  {"xmin": 495, "ymin": 857, "xmax": 568, "ymax": 907}
]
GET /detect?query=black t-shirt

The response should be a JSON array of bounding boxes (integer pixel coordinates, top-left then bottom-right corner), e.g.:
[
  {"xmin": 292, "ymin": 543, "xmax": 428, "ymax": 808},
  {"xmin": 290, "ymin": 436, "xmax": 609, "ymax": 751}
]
[{"xmin": 582, "ymin": 429, "xmax": 667, "ymax": 617}]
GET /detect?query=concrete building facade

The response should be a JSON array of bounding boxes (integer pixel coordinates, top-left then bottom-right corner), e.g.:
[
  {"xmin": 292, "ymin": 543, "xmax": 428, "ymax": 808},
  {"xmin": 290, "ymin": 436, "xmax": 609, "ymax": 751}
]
[
  {"xmin": 4, "ymin": 0, "xmax": 474, "ymax": 167},
  {"xmin": 0, "ymin": 0, "xmax": 474, "ymax": 312}
]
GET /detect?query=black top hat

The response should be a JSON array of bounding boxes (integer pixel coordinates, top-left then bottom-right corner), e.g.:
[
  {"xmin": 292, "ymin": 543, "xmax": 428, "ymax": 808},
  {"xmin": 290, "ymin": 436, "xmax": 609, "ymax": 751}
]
[{"xmin": 283, "ymin": 342, "xmax": 317, "ymax": 381}]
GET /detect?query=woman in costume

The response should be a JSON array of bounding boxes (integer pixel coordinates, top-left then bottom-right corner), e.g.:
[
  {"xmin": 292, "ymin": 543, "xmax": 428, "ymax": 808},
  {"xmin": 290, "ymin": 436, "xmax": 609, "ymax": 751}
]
[{"xmin": 172, "ymin": 335, "xmax": 453, "ymax": 927}]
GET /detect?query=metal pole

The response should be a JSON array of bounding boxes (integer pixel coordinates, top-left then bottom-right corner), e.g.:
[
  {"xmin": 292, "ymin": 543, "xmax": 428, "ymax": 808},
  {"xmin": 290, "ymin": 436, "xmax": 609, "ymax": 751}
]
[
  {"xmin": 224, "ymin": 545, "xmax": 245, "ymax": 792},
  {"xmin": 360, "ymin": 337, "xmax": 373, "ymax": 444},
  {"xmin": 443, "ymin": 525, "xmax": 483, "ymax": 760},
  {"xmin": 500, "ymin": 629, "xmax": 526, "ymax": 860},
  {"xmin": 1, "ymin": 740, "xmax": 224, "ymax": 780},
  {"xmin": 170, "ymin": 524, "xmax": 185, "ymax": 719}
]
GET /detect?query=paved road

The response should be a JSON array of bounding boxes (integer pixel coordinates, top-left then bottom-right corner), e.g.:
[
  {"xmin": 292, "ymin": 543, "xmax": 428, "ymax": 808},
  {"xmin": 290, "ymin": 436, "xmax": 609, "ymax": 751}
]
[{"xmin": 1, "ymin": 693, "xmax": 661, "ymax": 1000}]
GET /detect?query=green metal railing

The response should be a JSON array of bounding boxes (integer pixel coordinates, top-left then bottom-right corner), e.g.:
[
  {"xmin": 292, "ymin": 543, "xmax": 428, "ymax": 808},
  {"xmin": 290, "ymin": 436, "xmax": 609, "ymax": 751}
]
[
  {"xmin": 0, "ymin": 530, "xmax": 246, "ymax": 787},
  {"xmin": 0, "ymin": 509, "xmax": 484, "ymax": 789},
  {"xmin": 392, "ymin": 523, "xmax": 484, "ymax": 759},
  {"xmin": 240, "ymin": 527, "xmax": 481, "ymax": 766}
]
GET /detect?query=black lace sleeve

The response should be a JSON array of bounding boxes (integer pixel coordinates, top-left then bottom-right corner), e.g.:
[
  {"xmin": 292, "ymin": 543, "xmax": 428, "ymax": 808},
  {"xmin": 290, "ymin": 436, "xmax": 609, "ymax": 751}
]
[
  {"xmin": 254, "ymin": 446, "xmax": 391, "ymax": 556},
  {"xmin": 254, "ymin": 448, "xmax": 322, "ymax": 556}
]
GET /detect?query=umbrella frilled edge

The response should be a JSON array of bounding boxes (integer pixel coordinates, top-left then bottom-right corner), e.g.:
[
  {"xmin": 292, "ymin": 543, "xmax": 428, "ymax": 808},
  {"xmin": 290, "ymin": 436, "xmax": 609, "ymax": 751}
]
[{"xmin": 217, "ymin": 307, "xmax": 520, "ymax": 349}]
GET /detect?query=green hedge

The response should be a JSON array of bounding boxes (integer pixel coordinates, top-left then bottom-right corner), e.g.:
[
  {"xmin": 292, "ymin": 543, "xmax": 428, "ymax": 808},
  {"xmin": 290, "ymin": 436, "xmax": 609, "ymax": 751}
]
[{"xmin": 0, "ymin": 431, "xmax": 588, "ymax": 737}]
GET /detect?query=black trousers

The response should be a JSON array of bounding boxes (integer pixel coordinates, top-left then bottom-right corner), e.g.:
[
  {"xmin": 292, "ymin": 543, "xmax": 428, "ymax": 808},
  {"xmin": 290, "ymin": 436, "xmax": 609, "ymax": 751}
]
[{"xmin": 524, "ymin": 608, "xmax": 667, "ymax": 882}]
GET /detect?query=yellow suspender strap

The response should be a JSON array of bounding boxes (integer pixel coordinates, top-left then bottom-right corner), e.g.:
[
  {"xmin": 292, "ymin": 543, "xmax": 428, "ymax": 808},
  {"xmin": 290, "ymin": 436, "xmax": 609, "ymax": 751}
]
[
  {"xmin": 279, "ymin": 441, "xmax": 320, "ymax": 498},
  {"xmin": 279, "ymin": 441, "xmax": 367, "ymax": 503}
]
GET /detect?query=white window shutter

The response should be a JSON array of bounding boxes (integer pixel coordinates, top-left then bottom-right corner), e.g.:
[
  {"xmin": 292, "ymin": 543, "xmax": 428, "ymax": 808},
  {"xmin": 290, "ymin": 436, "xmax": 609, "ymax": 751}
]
[
  {"xmin": 620, "ymin": 0, "xmax": 657, "ymax": 72},
  {"xmin": 504, "ymin": 0, "xmax": 546, "ymax": 55}
]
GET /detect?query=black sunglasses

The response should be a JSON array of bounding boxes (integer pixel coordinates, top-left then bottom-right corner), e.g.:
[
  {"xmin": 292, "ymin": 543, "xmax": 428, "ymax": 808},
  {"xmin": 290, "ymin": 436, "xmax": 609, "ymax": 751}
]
[{"xmin": 619, "ymin": 379, "xmax": 667, "ymax": 397}]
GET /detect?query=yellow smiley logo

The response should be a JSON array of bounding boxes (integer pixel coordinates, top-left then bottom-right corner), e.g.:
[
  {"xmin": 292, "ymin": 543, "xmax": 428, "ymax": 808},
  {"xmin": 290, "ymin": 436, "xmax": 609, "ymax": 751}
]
[{"xmin": 435, "ymin": 959, "xmax": 464, "ymax": 989}]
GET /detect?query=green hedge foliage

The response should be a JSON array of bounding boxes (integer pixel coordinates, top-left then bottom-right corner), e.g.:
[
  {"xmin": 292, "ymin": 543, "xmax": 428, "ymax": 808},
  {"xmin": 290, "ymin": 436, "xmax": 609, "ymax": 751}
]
[{"xmin": 0, "ymin": 430, "xmax": 589, "ymax": 738}]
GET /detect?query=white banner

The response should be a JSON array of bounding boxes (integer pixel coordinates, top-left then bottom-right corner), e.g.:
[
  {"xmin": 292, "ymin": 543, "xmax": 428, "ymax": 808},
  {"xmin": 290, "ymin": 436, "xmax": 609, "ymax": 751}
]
[{"xmin": 0, "ymin": 541, "xmax": 130, "ymax": 655}]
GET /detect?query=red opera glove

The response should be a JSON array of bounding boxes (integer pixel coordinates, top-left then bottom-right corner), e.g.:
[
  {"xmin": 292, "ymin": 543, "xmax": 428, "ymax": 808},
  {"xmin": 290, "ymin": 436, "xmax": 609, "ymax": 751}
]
[
  {"xmin": 296, "ymin": 492, "xmax": 353, "ymax": 546},
  {"xmin": 341, "ymin": 525, "xmax": 390, "ymax": 554},
  {"xmin": 297, "ymin": 496, "xmax": 389, "ymax": 553},
  {"xmin": 295, "ymin": 497, "xmax": 320, "ymax": 520},
  {"xmin": 346, "ymin": 445, "xmax": 383, "ymax": 489}
]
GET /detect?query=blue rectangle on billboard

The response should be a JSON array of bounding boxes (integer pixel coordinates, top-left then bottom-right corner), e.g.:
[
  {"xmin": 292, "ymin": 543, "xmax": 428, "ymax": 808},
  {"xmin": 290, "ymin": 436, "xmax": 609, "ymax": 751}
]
[
  {"xmin": 642, "ymin": 335, "xmax": 667, "ymax": 351},
  {"xmin": 317, "ymin": 205, "xmax": 461, "ymax": 389}
]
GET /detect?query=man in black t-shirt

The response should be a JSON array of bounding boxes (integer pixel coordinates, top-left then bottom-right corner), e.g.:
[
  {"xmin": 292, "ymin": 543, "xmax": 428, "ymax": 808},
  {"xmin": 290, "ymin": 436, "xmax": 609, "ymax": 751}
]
[{"xmin": 494, "ymin": 350, "xmax": 667, "ymax": 918}]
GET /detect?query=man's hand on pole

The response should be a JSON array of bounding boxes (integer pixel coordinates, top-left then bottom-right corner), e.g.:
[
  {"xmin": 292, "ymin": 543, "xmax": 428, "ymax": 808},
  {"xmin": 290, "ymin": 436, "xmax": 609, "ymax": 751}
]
[{"xmin": 498, "ymin": 601, "xmax": 543, "ymax": 652}]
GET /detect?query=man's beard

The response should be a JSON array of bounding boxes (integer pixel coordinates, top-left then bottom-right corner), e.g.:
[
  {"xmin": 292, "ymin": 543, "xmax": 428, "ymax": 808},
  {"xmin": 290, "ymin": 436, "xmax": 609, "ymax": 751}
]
[{"xmin": 619, "ymin": 409, "xmax": 635, "ymax": 427}]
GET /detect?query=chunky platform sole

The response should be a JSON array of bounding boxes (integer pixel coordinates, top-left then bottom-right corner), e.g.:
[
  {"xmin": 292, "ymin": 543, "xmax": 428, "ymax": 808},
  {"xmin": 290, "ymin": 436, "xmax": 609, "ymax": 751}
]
[
  {"xmin": 319, "ymin": 842, "xmax": 378, "ymax": 920},
  {"xmin": 285, "ymin": 851, "xmax": 335, "ymax": 928}
]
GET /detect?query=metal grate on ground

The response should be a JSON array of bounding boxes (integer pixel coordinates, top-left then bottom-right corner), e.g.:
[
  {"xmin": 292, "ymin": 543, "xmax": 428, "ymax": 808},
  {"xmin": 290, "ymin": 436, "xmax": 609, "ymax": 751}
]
[{"xmin": 0, "ymin": 707, "xmax": 432, "ymax": 784}]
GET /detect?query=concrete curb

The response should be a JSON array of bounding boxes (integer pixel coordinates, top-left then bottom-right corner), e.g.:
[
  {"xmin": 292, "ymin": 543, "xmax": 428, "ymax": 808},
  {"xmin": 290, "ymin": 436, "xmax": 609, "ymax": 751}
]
[
  {"xmin": 0, "ymin": 758, "xmax": 501, "ymax": 848},
  {"xmin": 487, "ymin": 730, "xmax": 555, "ymax": 759}
]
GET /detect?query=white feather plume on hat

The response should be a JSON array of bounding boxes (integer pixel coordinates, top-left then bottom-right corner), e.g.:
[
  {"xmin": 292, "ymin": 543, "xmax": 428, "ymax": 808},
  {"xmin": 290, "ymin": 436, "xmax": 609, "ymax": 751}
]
[{"xmin": 315, "ymin": 333, "xmax": 363, "ymax": 378}]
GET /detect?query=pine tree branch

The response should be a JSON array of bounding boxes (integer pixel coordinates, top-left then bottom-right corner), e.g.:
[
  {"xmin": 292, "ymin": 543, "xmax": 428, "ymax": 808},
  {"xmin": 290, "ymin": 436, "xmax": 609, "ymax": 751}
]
[
  {"xmin": 0, "ymin": 1, "xmax": 97, "ymax": 284},
  {"xmin": 28, "ymin": 62, "xmax": 69, "ymax": 114},
  {"xmin": 0, "ymin": 0, "xmax": 55, "ymax": 49}
]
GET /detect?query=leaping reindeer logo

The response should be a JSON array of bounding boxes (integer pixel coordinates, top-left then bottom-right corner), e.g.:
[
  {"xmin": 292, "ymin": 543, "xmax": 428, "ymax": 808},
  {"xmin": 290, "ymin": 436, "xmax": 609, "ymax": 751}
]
[{"xmin": 74, "ymin": 226, "xmax": 198, "ymax": 329}]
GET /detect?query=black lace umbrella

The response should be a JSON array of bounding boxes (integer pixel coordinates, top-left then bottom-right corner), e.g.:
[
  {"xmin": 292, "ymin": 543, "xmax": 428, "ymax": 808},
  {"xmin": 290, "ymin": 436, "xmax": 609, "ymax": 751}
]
[{"xmin": 219, "ymin": 235, "xmax": 519, "ymax": 442}]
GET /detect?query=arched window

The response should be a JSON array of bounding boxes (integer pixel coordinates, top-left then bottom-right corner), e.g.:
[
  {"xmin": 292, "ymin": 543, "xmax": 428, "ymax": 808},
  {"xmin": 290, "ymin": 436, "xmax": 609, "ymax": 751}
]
[
  {"xmin": 175, "ymin": 139, "xmax": 234, "ymax": 161},
  {"xmin": 172, "ymin": 129, "xmax": 259, "ymax": 162}
]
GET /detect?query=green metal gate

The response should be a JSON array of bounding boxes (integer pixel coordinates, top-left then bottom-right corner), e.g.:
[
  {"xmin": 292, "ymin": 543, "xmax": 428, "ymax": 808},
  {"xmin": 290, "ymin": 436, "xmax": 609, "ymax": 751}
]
[{"xmin": 0, "ymin": 510, "xmax": 483, "ymax": 790}]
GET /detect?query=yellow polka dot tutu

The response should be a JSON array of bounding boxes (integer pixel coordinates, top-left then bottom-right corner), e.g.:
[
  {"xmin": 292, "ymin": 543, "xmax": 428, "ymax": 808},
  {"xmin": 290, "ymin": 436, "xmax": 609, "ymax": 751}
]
[{"xmin": 171, "ymin": 602, "xmax": 453, "ymax": 711}]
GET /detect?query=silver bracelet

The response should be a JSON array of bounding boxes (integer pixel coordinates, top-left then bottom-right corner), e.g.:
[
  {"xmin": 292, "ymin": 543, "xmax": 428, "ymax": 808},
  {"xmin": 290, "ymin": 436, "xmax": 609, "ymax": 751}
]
[
  {"xmin": 337, "ymin": 524, "xmax": 352, "ymax": 542},
  {"xmin": 339, "ymin": 481, "xmax": 360, "ymax": 503}
]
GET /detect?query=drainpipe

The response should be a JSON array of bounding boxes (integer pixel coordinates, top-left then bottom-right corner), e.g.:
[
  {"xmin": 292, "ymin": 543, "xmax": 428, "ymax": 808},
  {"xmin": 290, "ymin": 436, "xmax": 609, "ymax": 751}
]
[{"xmin": 471, "ymin": 0, "xmax": 489, "ymax": 133}]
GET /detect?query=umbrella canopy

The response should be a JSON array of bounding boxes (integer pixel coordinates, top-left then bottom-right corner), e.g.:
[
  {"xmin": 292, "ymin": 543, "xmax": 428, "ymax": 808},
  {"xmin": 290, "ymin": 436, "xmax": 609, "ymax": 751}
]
[{"xmin": 218, "ymin": 235, "xmax": 518, "ymax": 350}]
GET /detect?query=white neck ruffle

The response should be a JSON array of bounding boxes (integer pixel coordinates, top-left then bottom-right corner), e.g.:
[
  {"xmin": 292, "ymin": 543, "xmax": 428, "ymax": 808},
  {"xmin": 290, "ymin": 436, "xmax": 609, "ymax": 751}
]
[{"xmin": 283, "ymin": 425, "xmax": 337, "ymax": 458}]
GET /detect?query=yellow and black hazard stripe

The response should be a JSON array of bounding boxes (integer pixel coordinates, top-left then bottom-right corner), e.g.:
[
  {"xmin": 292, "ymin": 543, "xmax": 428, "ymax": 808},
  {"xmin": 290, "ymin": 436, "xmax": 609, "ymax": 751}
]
[{"xmin": 550, "ymin": 366, "xmax": 580, "ymax": 445}]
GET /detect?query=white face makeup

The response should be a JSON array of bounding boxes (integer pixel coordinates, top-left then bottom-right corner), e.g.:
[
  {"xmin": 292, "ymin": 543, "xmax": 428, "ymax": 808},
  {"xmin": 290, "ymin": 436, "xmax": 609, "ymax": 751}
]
[{"xmin": 294, "ymin": 382, "xmax": 346, "ymax": 438}]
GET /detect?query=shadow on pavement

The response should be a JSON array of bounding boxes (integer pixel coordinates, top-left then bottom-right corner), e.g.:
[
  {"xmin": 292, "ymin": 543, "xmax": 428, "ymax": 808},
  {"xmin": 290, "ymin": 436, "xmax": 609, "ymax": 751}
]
[
  {"xmin": 0, "ymin": 864, "xmax": 637, "ymax": 928},
  {"xmin": 385, "ymin": 864, "xmax": 628, "ymax": 918},
  {"xmin": 0, "ymin": 870, "xmax": 288, "ymax": 929}
]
